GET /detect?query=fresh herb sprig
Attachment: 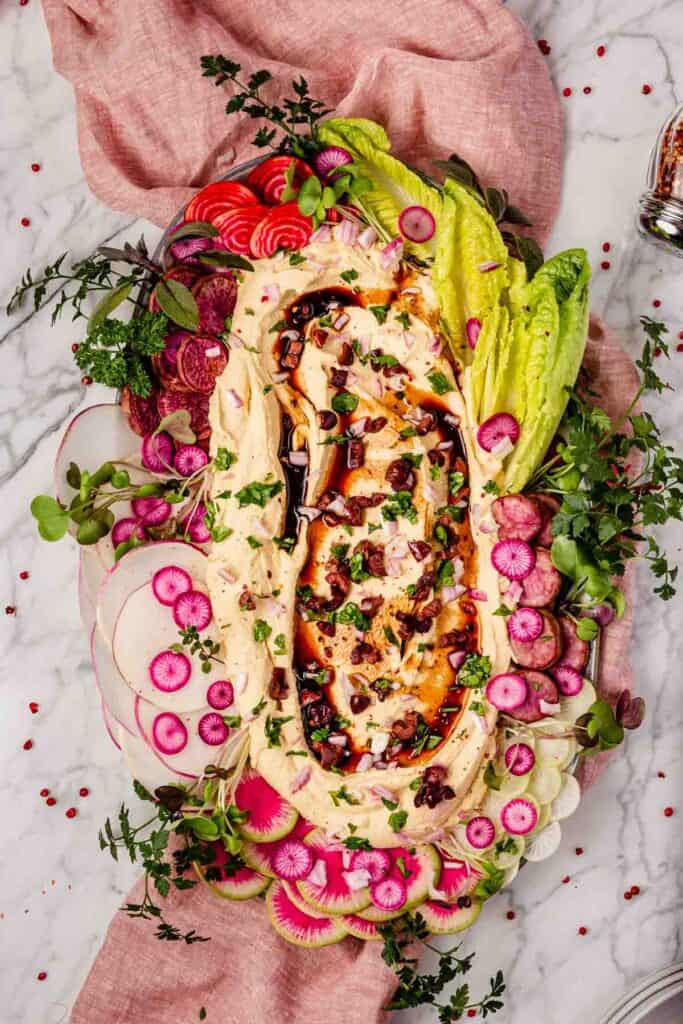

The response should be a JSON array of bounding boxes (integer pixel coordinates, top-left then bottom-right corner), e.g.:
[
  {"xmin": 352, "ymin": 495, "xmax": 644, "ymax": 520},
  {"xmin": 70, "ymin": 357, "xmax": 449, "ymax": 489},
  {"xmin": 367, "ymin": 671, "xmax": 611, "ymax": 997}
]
[
  {"xmin": 74, "ymin": 310, "xmax": 168, "ymax": 396},
  {"xmin": 379, "ymin": 914, "xmax": 505, "ymax": 1019},
  {"xmin": 538, "ymin": 317, "xmax": 683, "ymax": 606},
  {"xmin": 200, "ymin": 57, "xmax": 332, "ymax": 158}
]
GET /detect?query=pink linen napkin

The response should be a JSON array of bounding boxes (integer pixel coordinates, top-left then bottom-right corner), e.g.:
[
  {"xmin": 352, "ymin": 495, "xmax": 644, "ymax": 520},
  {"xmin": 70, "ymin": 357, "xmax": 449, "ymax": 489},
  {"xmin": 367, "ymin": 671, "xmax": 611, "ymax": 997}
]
[{"xmin": 39, "ymin": 2, "xmax": 637, "ymax": 1021}]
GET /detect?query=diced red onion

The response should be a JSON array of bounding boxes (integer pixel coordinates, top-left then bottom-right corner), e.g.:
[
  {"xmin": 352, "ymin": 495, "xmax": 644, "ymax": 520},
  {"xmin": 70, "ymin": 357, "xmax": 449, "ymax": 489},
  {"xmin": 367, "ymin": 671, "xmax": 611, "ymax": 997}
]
[
  {"xmin": 297, "ymin": 505, "xmax": 321, "ymax": 522},
  {"xmin": 262, "ymin": 283, "xmax": 280, "ymax": 303},
  {"xmin": 436, "ymin": 440, "xmax": 454, "ymax": 451},
  {"xmin": 218, "ymin": 567, "xmax": 237, "ymax": 585},
  {"xmin": 288, "ymin": 450, "xmax": 309, "ymax": 467},
  {"xmin": 466, "ymin": 317, "xmax": 482, "ymax": 350},
  {"xmin": 371, "ymin": 784, "xmax": 398, "ymax": 803},
  {"xmin": 290, "ymin": 765, "xmax": 312, "ymax": 793},
  {"xmin": 383, "ymin": 519, "xmax": 398, "ymax": 537},
  {"xmin": 539, "ymin": 700, "xmax": 561, "ymax": 716},
  {"xmin": 234, "ymin": 672, "xmax": 248, "ymax": 695},
  {"xmin": 428, "ymin": 335, "xmax": 442, "ymax": 355},
  {"xmin": 326, "ymin": 495, "xmax": 348, "ymax": 517},
  {"xmin": 308, "ymin": 858, "xmax": 327, "ymax": 886},
  {"xmin": 349, "ymin": 417, "xmax": 368, "ymax": 437},
  {"xmin": 479, "ymin": 261, "xmax": 502, "ymax": 273},
  {"xmin": 345, "ymin": 370, "xmax": 358, "ymax": 386},
  {"xmin": 491, "ymin": 435, "xmax": 514, "ymax": 458},
  {"xmin": 225, "ymin": 389, "xmax": 243, "ymax": 409},
  {"xmin": 272, "ymin": 370, "xmax": 290, "ymax": 384},
  {"xmin": 334, "ymin": 311, "xmax": 350, "ymax": 331},
  {"xmin": 469, "ymin": 589, "xmax": 488, "ymax": 602},
  {"xmin": 386, "ymin": 558, "xmax": 403, "ymax": 578},
  {"xmin": 380, "ymin": 237, "xmax": 403, "ymax": 268},
  {"xmin": 479, "ymin": 519, "xmax": 497, "ymax": 534},
  {"xmin": 337, "ymin": 218, "xmax": 359, "ymax": 246},
  {"xmin": 442, "ymin": 584, "xmax": 466, "ymax": 604},
  {"xmin": 506, "ymin": 580, "xmax": 523, "ymax": 604},
  {"xmin": 472, "ymin": 712, "xmax": 490, "ymax": 734},
  {"xmin": 357, "ymin": 334, "xmax": 372, "ymax": 356},
  {"xmin": 448, "ymin": 650, "xmax": 467, "ymax": 671},
  {"xmin": 328, "ymin": 734, "xmax": 348, "ymax": 747},
  {"xmin": 387, "ymin": 536, "xmax": 408, "ymax": 558},
  {"xmin": 451, "ymin": 557, "xmax": 465, "ymax": 581},
  {"xmin": 370, "ymin": 731, "xmax": 390, "ymax": 755},
  {"xmin": 444, "ymin": 413, "xmax": 460, "ymax": 430},
  {"xmin": 357, "ymin": 226, "xmax": 378, "ymax": 249},
  {"xmin": 356, "ymin": 753, "xmax": 374, "ymax": 773},
  {"xmin": 373, "ymin": 377, "xmax": 384, "ymax": 399},
  {"xmin": 403, "ymin": 331, "xmax": 415, "ymax": 349},
  {"xmin": 423, "ymin": 482, "xmax": 438, "ymax": 504},
  {"xmin": 310, "ymin": 225, "xmax": 331, "ymax": 244}
]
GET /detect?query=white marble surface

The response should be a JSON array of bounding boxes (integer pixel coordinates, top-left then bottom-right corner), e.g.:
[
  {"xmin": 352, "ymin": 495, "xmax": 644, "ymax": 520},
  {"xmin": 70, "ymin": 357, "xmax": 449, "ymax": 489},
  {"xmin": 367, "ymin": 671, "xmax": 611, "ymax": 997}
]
[{"xmin": 0, "ymin": 2, "xmax": 681, "ymax": 1022}]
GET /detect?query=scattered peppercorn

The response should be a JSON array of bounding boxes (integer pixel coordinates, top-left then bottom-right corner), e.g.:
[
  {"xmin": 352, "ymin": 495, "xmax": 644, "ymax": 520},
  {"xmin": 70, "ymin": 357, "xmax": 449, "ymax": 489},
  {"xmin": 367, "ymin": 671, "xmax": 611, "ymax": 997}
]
[
  {"xmin": 37, "ymin": 971, "xmax": 47, "ymax": 981},
  {"xmin": 658, "ymin": 771, "xmax": 666, "ymax": 778},
  {"xmin": 71, "ymin": 343, "xmax": 80, "ymax": 353},
  {"xmin": 31, "ymin": 162, "xmax": 40, "ymax": 172},
  {"xmin": 575, "ymin": 847, "xmax": 584, "ymax": 856},
  {"xmin": 664, "ymin": 806, "xmax": 674, "ymax": 817},
  {"xmin": 562, "ymin": 87, "xmax": 572, "ymax": 97},
  {"xmin": 578, "ymin": 926, "xmax": 588, "ymax": 935},
  {"xmin": 79, "ymin": 787, "xmax": 89, "ymax": 798},
  {"xmin": 562, "ymin": 875, "xmax": 570, "ymax": 884},
  {"xmin": 678, "ymin": 330, "xmax": 683, "ymax": 340},
  {"xmin": 46, "ymin": 797, "xmax": 56, "ymax": 807},
  {"xmin": 654, "ymin": 347, "xmax": 662, "ymax": 357},
  {"xmin": 624, "ymin": 891, "xmax": 632, "ymax": 900},
  {"xmin": 597, "ymin": 45, "xmax": 606, "ymax": 57},
  {"xmin": 23, "ymin": 739, "xmax": 33, "ymax": 750},
  {"xmin": 583, "ymin": 86, "xmax": 592, "ymax": 94},
  {"xmin": 65, "ymin": 807, "xmax": 77, "ymax": 819},
  {"xmin": 652, "ymin": 299, "xmax": 661, "ymax": 308},
  {"xmin": 630, "ymin": 885, "xmax": 640, "ymax": 896},
  {"xmin": 467, "ymin": 1012, "xmax": 477, "ymax": 1020},
  {"xmin": 6, "ymin": 606, "xmax": 16, "ymax": 615},
  {"xmin": 537, "ymin": 39, "xmax": 551, "ymax": 55},
  {"xmin": 677, "ymin": 344, "xmax": 683, "ymax": 353},
  {"xmin": 602, "ymin": 242, "xmax": 611, "ymax": 252},
  {"xmin": 21, "ymin": 217, "xmax": 30, "ymax": 227},
  {"xmin": 40, "ymin": 788, "xmax": 49, "ymax": 798},
  {"xmin": 642, "ymin": 84, "xmax": 652, "ymax": 95},
  {"xmin": 19, "ymin": 570, "xmax": 29, "ymax": 580},
  {"xmin": 29, "ymin": 702, "xmax": 39, "ymax": 714},
  {"xmin": 506, "ymin": 910, "xmax": 516, "ymax": 920},
  {"xmin": 81, "ymin": 375, "xmax": 93, "ymax": 386}
]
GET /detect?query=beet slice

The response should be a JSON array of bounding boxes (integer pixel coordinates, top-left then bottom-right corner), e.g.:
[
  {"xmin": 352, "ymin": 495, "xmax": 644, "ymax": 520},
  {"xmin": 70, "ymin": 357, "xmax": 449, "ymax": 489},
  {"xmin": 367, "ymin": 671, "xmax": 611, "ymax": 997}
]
[
  {"xmin": 157, "ymin": 388, "xmax": 210, "ymax": 436},
  {"xmin": 214, "ymin": 204, "xmax": 268, "ymax": 255},
  {"xmin": 247, "ymin": 156, "xmax": 314, "ymax": 205},
  {"xmin": 192, "ymin": 273, "xmax": 237, "ymax": 335},
  {"xmin": 492, "ymin": 495, "xmax": 543, "ymax": 541},
  {"xmin": 506, "ymin": 670, "xmax": 559, "ymax": 723},
  {"xmin": 148, "ymin": 266, "xmax": 201, "ymax": 313},
  {"xmin": 250, "ymin": 203, "xmax": 313, "ymax": 258},
  {"xmin": 176, "ymin": 335, "xmax": 229, "ymax": 395},
  {"xmin": 509, "ymin": 610, "xmax": 561, "ymax": 670},
  {"xmin": 184, "ymin": 181, "xmax": 260, "ymax": 223},
  {"xmin": 519, "ymin": 548, "xmax": 563, "ymax": 608},
  {"xmin": 120, "ymin": 385, "xmax": 160, "ymax": 437}
]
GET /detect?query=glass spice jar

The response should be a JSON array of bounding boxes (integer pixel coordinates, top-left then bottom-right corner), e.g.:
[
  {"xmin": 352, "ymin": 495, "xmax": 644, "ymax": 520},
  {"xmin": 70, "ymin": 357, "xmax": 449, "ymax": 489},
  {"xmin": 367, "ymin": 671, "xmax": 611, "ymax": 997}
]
[{"xmin": 638, "ymin": 103, "xmax": 683, "ymax": 256}]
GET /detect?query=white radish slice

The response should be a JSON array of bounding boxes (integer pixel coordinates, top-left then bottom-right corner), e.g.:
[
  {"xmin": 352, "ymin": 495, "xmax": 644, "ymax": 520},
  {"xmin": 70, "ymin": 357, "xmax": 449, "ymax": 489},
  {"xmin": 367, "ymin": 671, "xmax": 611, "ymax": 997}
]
[
  {"xmin": 533, "ymin": 803, "xmax": 552, "ymax": 834},
  {"xmin": 112, "ymin": 582, "xmax": 222, "ymax": 712},
  {"xmin": 479, "ymin": 790, "xmax": 510, "ymax": 828},
  {"xmin": 559, "ymin": 680, "xmax": 597, "ymax": 723},
  {"xmin": 101, "ymin": 702, "xmax": 122, "ymax": 750},
  {"xmin": 550, "ymin": 773, "xmax": 581, "ymax": 821},
  {"xmin": 135, "ymin": 697, "xmax": 234, "ymax": 779},
  {"xmin": 530, "ymin": 719, "xmax": 576, "ymax": 770},
  {"xmin": 90, "ymin": 625, "xmax": 139, "ymax": 736},
  {"xmin": 118, "ymin": 720, "xmax": 189, "ymax": 792},
  {"xmin": 497, "ymin": 772, "xmax": 531, "ymax": 799},
  {"xmin": 54, "ymin": 403, "xmax": 142, "ymax": 505},
  {"xmin": 97, "ymin": 541, "xmax": 207, "ymax": 646},
  {"xmin": 523, "ymin": 822, "xmax": 562, "ymax": 863},
  {"xmin": 78, "ymin": 556, "xmax": 97, "ymax": 634},
  {"xmin": 526, "ymin": 763, "xmax": 562, "ymax": 805},
  {"xmin": 80, "ymin": 548, "xmax": 107, "ymax": 607},
  {"xmin": 502, "ymin": 861, "xmax": 519, "ymax": 887},
  {"xmin": 491, "ymin": 836, "xmax": 525, "ymax": 870}
]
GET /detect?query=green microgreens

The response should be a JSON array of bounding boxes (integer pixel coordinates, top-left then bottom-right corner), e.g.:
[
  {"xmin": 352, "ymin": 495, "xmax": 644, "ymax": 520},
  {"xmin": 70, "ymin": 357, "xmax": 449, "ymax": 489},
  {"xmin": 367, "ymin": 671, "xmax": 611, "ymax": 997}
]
[
  {"xmin": 264, "ymin": 714, "xmax": 294, "ymax": 747},
  {"xmin": 172, "ymin": 626, "xmax": 223, "ymax": 674}
]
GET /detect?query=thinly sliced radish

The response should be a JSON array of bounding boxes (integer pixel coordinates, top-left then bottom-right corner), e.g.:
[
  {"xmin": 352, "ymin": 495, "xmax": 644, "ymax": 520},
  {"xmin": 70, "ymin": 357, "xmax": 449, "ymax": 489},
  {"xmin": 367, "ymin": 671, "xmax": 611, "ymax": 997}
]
[
  {"xmin": 313, "ymin": 147, "xmax": 353, "ymax": 179},
  {"xmin": 101, "ymin": 701, "xmax": 122, "ymax": 751},
  {"xmin": 349, "ymin": 849, "xmax": 391, "ymax": 883},
  {"xmin": 197, "ymin": 712, "xmax": 229, "ymax": 745},
  {"xmin": 152, "ymin": 564, "xmax": 193, "ymax": 606},
  {"xmin": 135, "ymin": 698, "xmax": 233, "ymax": 777},
  {"xmin": 507, "ymin": 607, "xmax": 543, "ymax": 643},
  {"xmin": 477, "ymin": 412, "xmax": 520, "ymax": 453},
  {"xmin": 173, "ymin": 589, "xmax": 213, "ymax": 630},
  {"xmin": 174, "ymin": 445, "xmax": 209, "ymax": 477},
  {"xmin": 54, "ymin": 403, "xmax": 142, "ymax": 506},
  {"xmin": 149, "ymin": 650, "xmax": 192, "ymax": 692},
  {"xmin": 466, "ymin": 317, "xmax": 481, "ymax": 350},
  {"xmin": 206, "ymin": 680, "xmax": 234, "ymax": 710},
  {"xmin": 181, "ymin": 503, "xmax": 211, "ymax": 544},
  {"xmin": 485, "ymin": 673, "xmax": 527, "ymax": 712},
  {"xmin": 131, "ymin": 496, "xmax": 172, "ymax": 526},
  {"xmin": 369, "ymin": 876, "xmax": 407, "ymax": 912},
  {"xmin": 491, "ymin": 539, "xmax": 536, "ymax": 581},
  {"xmin": 118, "ymin": 725, "xmax": 189, "ymax": 791},
  {"xmin": 524, "ymin": 822, "xmax": 562, "ymax": 862},
  {"xmin": 551, "ymin": 664, "xmax": 584, "ymax": 697},
  {"xmin": 465, "ymin": 816, "xmax": 496, "ymax": 850},
  {"xmin": 152, "ymin": 711, "xmax": 188, "ymax": 755},
  {"xmin": 273, "ymin": 839, "xmax": 314, "ymax": 881},
  {"xmin": 141, "ymin": 431, "xmax": 174, "ymax": 473},
  {"xmin": 550, "ymin": 773, "xmax": 581, "ymax": 821},
  {"xmin": 500, "ymin": 798, "xmax": 538, "ymax": 835},
  {"xmin": 111, "ymin": 518, "xmax": 147, "ymax": 548},
  {"xmin": 90, "ymin": 625, "xmax": 138, "ymax": 736},
  {"xmin": 398, "ymin": 205, "xmax": 436, "ymax": 243},
  {"xmin": 504, "ymin": 742, "xmax": 535, "ymax": 776},
  {"xmin": 97, "ymin": 541, "xmax": 207, "ymax": 645},
  {"xmin": 78, "ymin": 553, "xmax": 98, "ymax": 632}
]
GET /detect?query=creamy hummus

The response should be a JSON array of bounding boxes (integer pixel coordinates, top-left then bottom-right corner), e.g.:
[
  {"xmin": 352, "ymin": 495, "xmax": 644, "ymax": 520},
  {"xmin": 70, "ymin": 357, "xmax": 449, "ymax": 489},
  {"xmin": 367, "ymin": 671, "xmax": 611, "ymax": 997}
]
[{"xmin": 207, "ymin": 228, "xmax": 512, "ymax": 847}]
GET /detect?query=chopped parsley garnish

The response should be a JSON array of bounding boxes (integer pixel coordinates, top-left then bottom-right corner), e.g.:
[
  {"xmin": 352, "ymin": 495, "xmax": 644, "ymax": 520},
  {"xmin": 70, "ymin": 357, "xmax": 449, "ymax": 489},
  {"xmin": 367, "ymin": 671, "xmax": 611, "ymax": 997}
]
[
  {"xmin": 273, "ymin": 535, "xmax": 296, "ymax": 553},
  {"xmin": 399, "ymin": 425, "xmax": 418, "ymax": 439},
  {"xmin": 369, "ymin": 304, "xmax": 390, "ymax": 325},
  {"xmin": 265, "ymin": 714, "xmax": 293, "ymax": 747},
  {"xmin": 289, "ymin": 251, "xmax": 306, "ymax": 266},
  {"xmin": 402, "ymin": 452, "xmax": 423, "ymax": 468},
  {"xmin": 268, "ymin": 318, "xmax": 286, "ymax": 333},
  {"xmin": 246, "ymin": 535, "xmax": 263, "ymax": 549},
  {"xmin": 384, "ymin": 625, "xmax": 400, "ymax": 647},
  {"xmin": 330, "ymin": 542, "xmax": 350, "ymax": 560},
  {"xmin": 214, "ymin": 447, "xmax": 238, "ymax": 471},
  {"xmin": 395, "ymin": 311, "xmax": 412, "ymax": 329},
  {"xmin": 483, "ymin": 480, "xmax": 500, "ymax": 495},
  {"xmin": 340, "ymin": 268, "xmax": 359, "ymax": 284},
  {"xmin": 342, "ymin": 834, "xmax": 372, "ymax": 850},
  {"xmin": 331, "ymin": 391, "xmax": 359, "ymax": 414},
  {"xmin": 435, "ymin": 558, "xmax": 455, "ymax": 590},
  {"xmin": 329, "ymin": 784, "xmax": 360, "ymax": 807},
  {"xmin": 235, "ymin": 478, "xmax": 283, "ymax": 508},
  {"xmin": 449, "ymin": 471, "xmax": 465, "ymax": 495},
  {"xmin": 381, "ymin": 490, "xmax": 418, "ymax": 524},
  {"xmin": 427, "ymin": 370, "xmax": 453, "ymax": 395},
  {"xmin": 429, "ymin": 464, "xmax": 440, "ymax": 480},
  {"xmin": 458, "ymin": 654, "xmax": 491, "ymax": 689},
  {"xmin": 436, "ymin": 503, "xmax": 464, "ymax": 523},
  {"xmin": 349, "ymin": 552, "xmax": 370, "ymax": 582},
  {"xmin": 335, "ymin": 602, "xmax": 370, "ymax": 632},
  {"xmin": 253, "ymin": 619, "xmax": 272, "ymax": 643},
  {"xmin": 273, "ymin": 633, "xmax": 287, "ymax": 655},
  {"xmin": 388, "ymin": 809, "xmax": 408, "ymax": 833}
]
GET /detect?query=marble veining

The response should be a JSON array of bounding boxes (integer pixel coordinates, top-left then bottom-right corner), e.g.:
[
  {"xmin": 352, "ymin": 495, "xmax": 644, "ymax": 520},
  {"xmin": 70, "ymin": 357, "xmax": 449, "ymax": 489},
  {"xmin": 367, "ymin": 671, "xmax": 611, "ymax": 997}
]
[{"xmin": 0, "ymin": 2, "xmax": 680, "ymax": 1022}]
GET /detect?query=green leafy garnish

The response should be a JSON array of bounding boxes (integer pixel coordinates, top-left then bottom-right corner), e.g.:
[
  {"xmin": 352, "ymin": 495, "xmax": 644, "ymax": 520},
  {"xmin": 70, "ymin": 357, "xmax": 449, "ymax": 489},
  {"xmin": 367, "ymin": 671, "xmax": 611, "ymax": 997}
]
[
  {"xmin": 457, "ymin": 654, "xmax": 492, "ymax": 689},
  {"xmin": 74, "ymin": 311, "xmax": 168, "ymax": 397},
  {"xmin": 234, "ymin": 479, "xmax": 284, "ymax": 508}
]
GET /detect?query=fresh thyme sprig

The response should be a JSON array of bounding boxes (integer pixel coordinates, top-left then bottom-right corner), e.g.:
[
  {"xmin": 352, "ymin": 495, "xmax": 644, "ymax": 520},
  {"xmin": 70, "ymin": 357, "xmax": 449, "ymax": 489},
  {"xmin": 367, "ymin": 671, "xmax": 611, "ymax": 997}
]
[
  {"xmin": 200, "ymin": 57, "xmax": 332, "ymax": 158},
  {"xmin": 172, "ymin": 625, "xmax": 223, "ymax": 673},
  {"xmin": 379, "ymin": 914, "xmax": 505, "ymax": 1019}
]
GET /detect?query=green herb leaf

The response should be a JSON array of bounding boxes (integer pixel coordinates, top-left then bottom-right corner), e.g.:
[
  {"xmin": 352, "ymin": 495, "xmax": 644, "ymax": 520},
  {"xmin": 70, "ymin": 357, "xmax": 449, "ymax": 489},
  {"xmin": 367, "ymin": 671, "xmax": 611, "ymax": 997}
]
[{"xmin": 154, "ymin": 278, "xmax": 199, "ymax": 331}]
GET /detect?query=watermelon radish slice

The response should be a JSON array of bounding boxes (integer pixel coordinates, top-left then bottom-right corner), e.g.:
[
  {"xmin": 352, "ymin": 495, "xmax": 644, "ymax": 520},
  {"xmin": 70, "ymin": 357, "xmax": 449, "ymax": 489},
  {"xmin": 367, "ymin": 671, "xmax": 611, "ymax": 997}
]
[
  {"xmin": 118, "ymin": 723, "xmax": 188, "ymax": 793},
  {"xmin": 552, "ymin": 664, "xmax": 584, "ymax": 697},
  {"xmin": 149, "ymin": 650, "xmax": 192, "ymax": 692},
  {"xmin": 173, "ymin": 445, "xmax": 209, "ymax": 477},
  {"xmin": 398, "ymin": 205, "xmax": 436, "ymax": 243},
  {"xmin": 267, "ymin": 881, "xmax": 347, "ymax": 948},
  {"xmin": 97, "ymin": 541, "xmax": 207, "ymax": 647},
  {"xmin": 167, "ymin": 236, "xmax": 214, "ymax": 265},
  {"xmin": 192, "ymin": 273, "xmax": 237, "ymax": 335},
  {"xmin": 358, "ymin": 844, "xmax": 440, "ymax": 920},
  {"xmin": 341, "ymin": 914, "xmax": 381, "ymax": 941},
  {"xmin": 130, "ymin": 497, "xmax": 172, "ymax": 527},
  {"xmin": 419, "ymin": 898, "xmax": 482, "ymax": 935},
  {"xmin": 491, "ymin": 539, "xmax": 536, "ymax": 581},
  {"xmin": 152, "ymin": 564, "xmax": 193, "ymax": 606},
  {"xmin": 234, "ymin": 767, "xmax": 299, "ymax": 842},
  {"xmin": 296, "ymin": 830, "xmax": 371, "ymax": 915},
  {"xmin": 527, "ymin": 763, "xmax": 562, "ymax": 805},
  {"xmin": 79, "ymin": 556, "xmax": 97, "ymax": 634},
  {"xmin": 500, "ymin": 798, "xmax": 539, "ymax": 835},
  {"xmin": 54, "ymin": 403, "xmax": 142, "ymax": 507},
  {"xmin": 194, "ymin": 841, "xmax": 270, "ymax": 900},
  {"xmin": 477, "ymin": 412, "xmax": 520, "ymax": 452},
  {"xmin": 272, "ymin": 839, "xmax": 314, "ymax": 881},
  {"xmin": 90, "ymin": 625, "xmax": 138, "ymax": 736},
  {"xmin": 181, "ymin": 502, "xmax": 212, "ymax": 544},
  {"xmin": 101, "ymin": 701, "xmax": 123, "ymax": 751},
  {"xmin": 184, "ymin": 181, "xmax": 260, "ymax": 224},
  {"xmin": 241, "ymin": 818, "xmax": 316, "ymax": 877},
  {"xmin": 485, "ymin": 672, "xmax": 528, "ymax": 712},
  {"xmin": 432, "ymin": 859, "xmax": 481, "ymax": 902},
  {"xmin": 214, "ymin": 205, "xmax": 268, "ymax": 255},
  {"xmin": 111, "ymin": 518, "xmax": 147, "ymax": 548},
  {"xmin": 247, "ymin": 156, "xmax": 314, "ymax": 204},
  {"xmin": 206, "ymin": 679, "xmax": 234, "ymax": 710},
  {"xmin": 312, "ymin": 147, "xmax": 352, "ymax": 180},
  {"xmin": 504, "ymin": 742, "xmax": 536, "ymax": 776},
  {"xmin": 173, "ymin": 589, "xmax": 212, "ymax": 630},
  {"xmin": 141, "ymin": 431, "xmax": 174, "ymax": 473},
  {"xmin": 370, "ymin": 876, "xmax": 406, "ymax": 912},
  {"xmin": 507, "ymin": 607, "xmax": 544, "ymax": 643},
  {"xmin": 250, "ymin": 203, "xmax": 313, "ymax": 258},
  {"xmin": 349, "ymin": 848, "xmax": 391, "ymax": 883},
  {"xmin": 197, "ymin": 712, "xmax": 230, "ymax": 746},
  {"xmin": 176, "ymin": 335, "xmax": 229, "ymax": 395},
  {"xmin": 465, "ymin": 816, "xmax": 496, "ymax": 850},
  {"xmin": 523, "ymin": 821, "xmax": 562, "ymax": 863},
  {"xmin": 550, "ymin": 773, "xmax": 581, "ymax": 821}
]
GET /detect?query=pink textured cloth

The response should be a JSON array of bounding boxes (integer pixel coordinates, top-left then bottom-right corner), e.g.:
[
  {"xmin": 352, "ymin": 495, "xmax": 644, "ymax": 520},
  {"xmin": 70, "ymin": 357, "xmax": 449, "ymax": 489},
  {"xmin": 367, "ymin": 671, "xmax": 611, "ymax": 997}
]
[
  {"xmin": 41, "ymin": 0, "xmax": 562, "ymax": 241},
  {"xmin": 39, "ymin": 2, "xmax": 636, "ymax": 1022}
]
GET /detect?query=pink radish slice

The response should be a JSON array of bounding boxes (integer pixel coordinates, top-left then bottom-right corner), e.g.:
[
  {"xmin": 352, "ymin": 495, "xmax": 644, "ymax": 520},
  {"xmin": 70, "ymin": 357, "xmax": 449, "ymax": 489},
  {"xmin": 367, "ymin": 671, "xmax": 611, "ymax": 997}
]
[
  {"xmin": 272, "ymin": 839, "xmax": 314, "ymax": 881},
  {"xmin": 120, "ymin": 718, "xmax": 193, "ymax": 788},
  {"xmin": 370, "ymin": 876, "xmax": 407, "ymax": 912},
  {"xmin": 149, "ymin": 650, "xmax": 192, "ymax": 692},
  {"xmin": 504, "ymin": 742, "xmax": 536, "ymax": 776},
  {"xmin": 53, "ymin": 403, "xmax": 142, "ymax": 507},
  {"xmin": 485, "ymin": 672, "xmax": 528, "ymax": 712},
  {"xmin": 465, "ymin": 816, "xmax": 496, "ymax": 849},
  {"xmin": 152, "ymin": 564, "xmax": 193, "ymax": 606},
  {"xmin": 182, "ymin": 503, "xmax": 211, "ymax": 543},
  {"xmin": 131, "ymin": 496, "xmax": 172, "ymax": 526},
  {"xmin": 197, "ymin": 712, "xmax": 229, "ymax": 746},
  {"xmin": 90, "ymin": 624, "xmax": 139, "ymax": 736},
  {"xmin": 141, "ymin": 431, "xmax": 174, "ymax": 472},
  {"xmin": 169, "ymin": 237, "xmax": 213, "ymax": 263},
  {"xmin": 507, "ymin": 607, "xmax": 544, "ymax": 643},
  {"xmin": 491, "ymin": 539, "xmax": 536, "ymax": 581},
  {"xmin": 101, "ymin": 701, "xmax": 122, "ymax": 751},
  {"xmin": 466, "ymin": 317, "xmax": 481, "ymax": 350},
  {"xmin": 349, "ymin": 848, "xmax": 391, "ymax": 883},
  {"xmin": 398, "ymin": 205, "xmax": 436, "ymax": 243},
  {"xmin": 500, "ymin": 798, "xmax": 538, "ymax": 835},
  {"xmin": 552, "ymin": 663, "xmax": 584, "ymax": 697},
  {"xmin": 477, "ymin": 412, "xmax": 520, "ymax": 453},
  {"xmin": 134, "ymin": 698, "xmax": 218, "ymax": 778},
  {"xmin": 173, "ymin": 589, "xmax": 213, "ymax": 630},
  {"xmin": 206, "ymin": 680, "xmax": 234, "ymax": 710},
  {"xmin": 174, "ymin": 444, "xmax": 209, "ymax": 477},
  {"xmin": 112, "ymin": 517, "xmax": 147, "ymax": 547},
  {"xmin": 313, "ymin": 146, "xmax": 352, "ymax": 179},
  {"xmin": 152, "ymin": 711, "xmax": 188, "ymax": 755},
  {"xmin": 79, "ymin": 555, "xmax": 97, "ymax": 634}
]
